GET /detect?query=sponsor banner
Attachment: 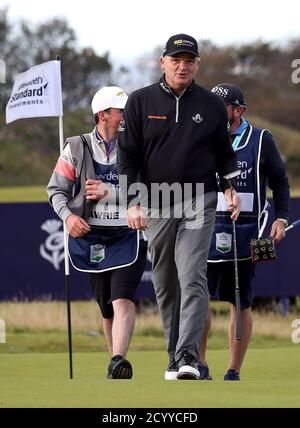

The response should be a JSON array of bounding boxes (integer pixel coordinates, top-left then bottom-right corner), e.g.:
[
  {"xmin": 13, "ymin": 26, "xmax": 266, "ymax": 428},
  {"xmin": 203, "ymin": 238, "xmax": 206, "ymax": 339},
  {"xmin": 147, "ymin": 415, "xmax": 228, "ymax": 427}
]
[
  {"xmin": 6, "ymin": 60, "xmax": 63, "ymax": 124},
  {"xmin": 0, "ymin": 201, "xmax": 299, "ymax": 300},
  {"xmin": 0, "ymin": 203, "xmax": 154, "ymax": 301}
]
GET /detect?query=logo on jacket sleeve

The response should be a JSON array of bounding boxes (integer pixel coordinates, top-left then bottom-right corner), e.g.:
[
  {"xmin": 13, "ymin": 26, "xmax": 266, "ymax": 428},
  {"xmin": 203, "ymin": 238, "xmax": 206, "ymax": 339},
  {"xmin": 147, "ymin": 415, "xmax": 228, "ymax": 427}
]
[{"xmin": 216, "ymin": 232, "xmax": 232, "ymax": 253}]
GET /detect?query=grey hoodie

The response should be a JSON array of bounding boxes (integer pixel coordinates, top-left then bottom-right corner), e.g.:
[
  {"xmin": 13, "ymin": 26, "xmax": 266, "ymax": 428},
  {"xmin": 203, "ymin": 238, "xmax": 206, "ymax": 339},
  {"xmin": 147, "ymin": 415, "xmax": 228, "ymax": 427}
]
[{"xmin": 47, "ymin": 133, "xmax": 96, "ymax": 222}]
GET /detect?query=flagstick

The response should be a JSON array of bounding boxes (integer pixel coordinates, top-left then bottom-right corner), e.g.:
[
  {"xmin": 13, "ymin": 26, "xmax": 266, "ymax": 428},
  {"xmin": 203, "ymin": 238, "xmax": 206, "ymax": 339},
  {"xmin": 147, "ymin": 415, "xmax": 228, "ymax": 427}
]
[
  {"xmin": 57, "ymin": 56, "xmax": 73, "ymax": 380},
  {"xmin": 59, "ymin": 114, "xmax": 73, "ymax": 380},
  {"xmin": 6, "ymin": 56, "xmax": 73, "ymax": 376}
]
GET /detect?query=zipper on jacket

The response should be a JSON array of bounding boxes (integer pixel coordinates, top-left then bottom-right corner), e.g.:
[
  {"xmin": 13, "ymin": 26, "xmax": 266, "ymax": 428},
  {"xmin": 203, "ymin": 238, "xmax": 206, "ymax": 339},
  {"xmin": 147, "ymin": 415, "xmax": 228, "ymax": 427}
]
[
  {"xmin": 175, "ymin": 97, "xmax": 180, "ymax": 123},
  {"xmin": 161, "ymin": 81, "xmax": 187, "ymax": 124},
  {"xmin": 172, "ymin": 89, "xmax": 186, "ymax": 124}
]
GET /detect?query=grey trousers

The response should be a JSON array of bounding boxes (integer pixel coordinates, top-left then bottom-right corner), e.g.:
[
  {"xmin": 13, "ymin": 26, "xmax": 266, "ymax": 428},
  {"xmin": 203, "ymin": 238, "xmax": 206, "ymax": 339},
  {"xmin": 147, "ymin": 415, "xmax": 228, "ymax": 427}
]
[{"xmin": 145, "ymin": 191, "xmax": 217, "ymax": 362}]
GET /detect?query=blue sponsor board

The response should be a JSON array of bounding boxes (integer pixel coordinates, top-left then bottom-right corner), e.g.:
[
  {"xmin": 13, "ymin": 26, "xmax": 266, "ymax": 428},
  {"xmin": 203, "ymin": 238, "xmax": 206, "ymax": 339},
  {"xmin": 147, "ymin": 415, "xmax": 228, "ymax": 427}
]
[{"xmin": 1, "ymin": 200, "xmax": 300, "ymax": 301}]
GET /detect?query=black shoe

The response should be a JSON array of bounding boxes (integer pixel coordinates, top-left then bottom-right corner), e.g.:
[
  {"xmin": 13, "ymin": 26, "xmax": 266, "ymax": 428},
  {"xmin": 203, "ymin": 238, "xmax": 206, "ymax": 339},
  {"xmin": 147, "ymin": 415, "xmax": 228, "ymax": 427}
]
[
  {"xmin": 198, "ymin": 362, "xmax": 213, "ymax": 380},
  {"xmin": 224, "ymin": 369, "xmax": 240, "ymax": 381},
  {"xmin": 176, "ymin": 352, "xmax": 200, "ymax": 380},
  {"xmin": 164, "ymin": 358, "xmax": 178, "ymax": 380},
  {"xmin": 107, "ymin": 355, "xmax": 133, "ymax": 379}
]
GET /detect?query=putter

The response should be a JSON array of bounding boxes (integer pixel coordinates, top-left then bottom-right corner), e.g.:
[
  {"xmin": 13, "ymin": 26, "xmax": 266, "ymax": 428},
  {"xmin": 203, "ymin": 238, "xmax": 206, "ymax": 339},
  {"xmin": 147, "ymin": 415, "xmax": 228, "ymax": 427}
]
[
  {"xmin": 223, "ymin": 172, "xmax": 243, "ymax": 340},
  {"xmin": 232, "ymin": 218, "xmax": 243, "ymax": 340}
]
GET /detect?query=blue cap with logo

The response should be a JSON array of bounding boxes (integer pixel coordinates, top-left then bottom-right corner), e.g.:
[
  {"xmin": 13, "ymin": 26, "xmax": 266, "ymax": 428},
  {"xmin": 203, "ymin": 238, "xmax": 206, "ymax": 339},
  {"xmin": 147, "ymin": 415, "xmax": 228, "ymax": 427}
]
[{"xmin": 211, "ymin": 83, "xmax": 246, "ymax": 108}]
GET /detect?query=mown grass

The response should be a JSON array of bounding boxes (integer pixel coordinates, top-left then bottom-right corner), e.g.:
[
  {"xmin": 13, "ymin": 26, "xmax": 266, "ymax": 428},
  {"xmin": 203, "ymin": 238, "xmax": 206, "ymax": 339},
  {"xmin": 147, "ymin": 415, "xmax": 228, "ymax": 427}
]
[
  {"xmin": 0, "ymin": 348, "xmax": 300, "ymax": 408},
  {"xmin": 0, "ymin": 301, "xmax": 298, "ymax": 354},
  {"xmin": 0, "ymin": 185, "xmax": 48, "ymax": 202},
  {"xmin": 1, "ymin": 301, "xmax": 299, "ymax": 408},
  {"xmin": 0, "ymin": 185, "xmax": 299, "ymax": 203}
]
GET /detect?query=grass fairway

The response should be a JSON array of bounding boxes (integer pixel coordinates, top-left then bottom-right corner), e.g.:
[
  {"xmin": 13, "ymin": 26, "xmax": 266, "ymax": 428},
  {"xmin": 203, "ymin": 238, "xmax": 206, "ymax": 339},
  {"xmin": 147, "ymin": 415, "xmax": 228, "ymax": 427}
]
[
  {"xmin": 0, "ymin": 185, "xmax": 47, "ymax": 202},
  {"xmin": 0, "ymin": 348, "xmax": 299, "ymax": 408},
  {"xmin": 0, "ymin": 185, "xmax": 299, "ymax": 203}
]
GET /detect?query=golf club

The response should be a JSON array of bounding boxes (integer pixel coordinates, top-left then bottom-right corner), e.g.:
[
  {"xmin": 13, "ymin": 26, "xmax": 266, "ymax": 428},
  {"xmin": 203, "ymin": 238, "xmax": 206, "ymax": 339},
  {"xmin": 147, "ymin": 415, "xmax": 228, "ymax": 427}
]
[{"xmin": 223, "ymin": 172, "xmax": 243, "ymax": 340}]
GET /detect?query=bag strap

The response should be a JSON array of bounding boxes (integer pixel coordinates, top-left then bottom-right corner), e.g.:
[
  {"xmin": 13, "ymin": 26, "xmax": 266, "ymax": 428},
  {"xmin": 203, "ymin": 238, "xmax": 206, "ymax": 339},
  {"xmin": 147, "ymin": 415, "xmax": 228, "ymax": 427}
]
[
  {"xmin": 79, "ymin": 134, "xmax": 96, "ymax": 180},
  {"xmin": 80, "ymin": 133, "xmax": 93, "ymax": 156}
]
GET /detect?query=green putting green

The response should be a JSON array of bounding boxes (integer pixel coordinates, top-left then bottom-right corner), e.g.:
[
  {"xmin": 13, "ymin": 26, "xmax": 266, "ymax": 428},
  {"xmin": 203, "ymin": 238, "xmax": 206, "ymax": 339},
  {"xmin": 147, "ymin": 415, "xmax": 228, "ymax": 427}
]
[{"xmin": 0, "ymin": 348, "xmax": 299, "ymax": 408}]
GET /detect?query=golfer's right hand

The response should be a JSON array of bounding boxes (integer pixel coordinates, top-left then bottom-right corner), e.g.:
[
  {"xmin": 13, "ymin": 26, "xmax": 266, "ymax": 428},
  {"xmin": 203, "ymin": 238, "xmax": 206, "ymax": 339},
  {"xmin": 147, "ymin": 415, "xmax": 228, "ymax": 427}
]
[
  {"xmin": 127, "ymin": 205, "xmax": 148, "ymax": 231},
  {"xmin": 66, "ymin": 214, "xmax": 91, "ymax": 238},
  {"xmin": 224, "ymin": 188, "xmax": 241, "ymax": 221}
]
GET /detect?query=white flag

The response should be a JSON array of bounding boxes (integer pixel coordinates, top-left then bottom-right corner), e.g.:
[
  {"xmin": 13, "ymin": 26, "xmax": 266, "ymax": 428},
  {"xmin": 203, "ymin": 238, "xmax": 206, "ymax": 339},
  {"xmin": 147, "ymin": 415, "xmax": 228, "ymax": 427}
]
[{"xmin": 6, "ymin": 60, "xmax": 63, "ymax": 124}]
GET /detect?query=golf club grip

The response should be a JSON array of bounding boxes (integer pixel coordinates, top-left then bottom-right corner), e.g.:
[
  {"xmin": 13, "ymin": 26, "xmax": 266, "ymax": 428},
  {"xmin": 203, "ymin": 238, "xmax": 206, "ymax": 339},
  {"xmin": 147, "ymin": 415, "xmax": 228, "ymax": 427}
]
[
  {"xmin": 285, "ymin": 219, "xmax": 300, "ymax": 232},
  {"xmin": 235, "ymin": 288, "xmax": 243, "ymax": 340}
]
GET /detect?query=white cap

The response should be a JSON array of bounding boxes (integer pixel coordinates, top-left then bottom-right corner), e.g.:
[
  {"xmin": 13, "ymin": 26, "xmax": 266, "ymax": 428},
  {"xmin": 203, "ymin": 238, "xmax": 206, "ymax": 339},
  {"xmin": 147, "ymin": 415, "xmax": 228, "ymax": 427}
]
[{"xmin": 91, "ymin": 86, "xmax": 128, "ymax": 114}]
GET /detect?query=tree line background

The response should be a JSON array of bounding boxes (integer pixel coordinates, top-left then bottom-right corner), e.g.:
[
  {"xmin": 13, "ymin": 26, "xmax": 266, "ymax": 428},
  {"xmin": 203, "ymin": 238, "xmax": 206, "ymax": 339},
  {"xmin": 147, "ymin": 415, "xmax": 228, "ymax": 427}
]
[{"xmin": 0, "ymin": 7, "xmax": 299, "ymax": 188}]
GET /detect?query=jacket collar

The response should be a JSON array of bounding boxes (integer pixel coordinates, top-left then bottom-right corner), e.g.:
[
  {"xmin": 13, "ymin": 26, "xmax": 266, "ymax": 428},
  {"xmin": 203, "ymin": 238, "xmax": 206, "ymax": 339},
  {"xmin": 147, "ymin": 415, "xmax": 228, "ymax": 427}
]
[{"xmin": 159, "ymin": 75, "xmax": 195, "ymax": 96}]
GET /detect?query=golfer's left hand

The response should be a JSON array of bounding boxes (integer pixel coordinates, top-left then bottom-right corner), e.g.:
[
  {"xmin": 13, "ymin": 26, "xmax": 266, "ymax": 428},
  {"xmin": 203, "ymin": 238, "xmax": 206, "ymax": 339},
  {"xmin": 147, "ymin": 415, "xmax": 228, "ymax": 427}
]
[
  {"xmin": 270, "ymin": 219, "xmax": 286, "ymax": 243},
  {"xmin": 224, "ymin": 188, "xmax": 241, "ymax": 221},
  {"xmin": 127, "ymin": 205, "xmax": 148, "ymax": 231}
]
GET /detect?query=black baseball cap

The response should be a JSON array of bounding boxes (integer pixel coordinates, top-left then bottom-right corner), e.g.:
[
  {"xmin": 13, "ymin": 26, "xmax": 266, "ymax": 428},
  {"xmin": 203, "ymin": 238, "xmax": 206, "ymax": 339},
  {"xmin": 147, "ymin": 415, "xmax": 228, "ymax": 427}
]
[
  {"xmin": 162, "ymin": 33, "xmax": 199, "ymax": 57},
  {"xmin": 211, "ymin": 83, "xmax": 246, "ymax": 108}
]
